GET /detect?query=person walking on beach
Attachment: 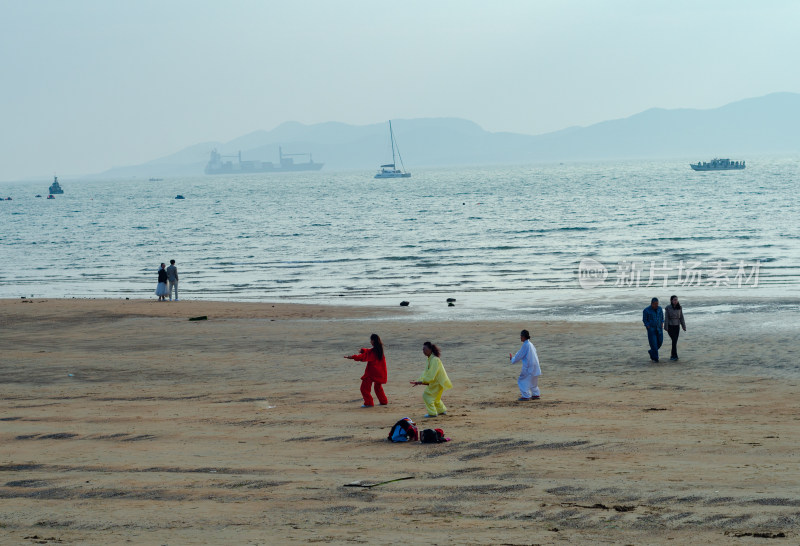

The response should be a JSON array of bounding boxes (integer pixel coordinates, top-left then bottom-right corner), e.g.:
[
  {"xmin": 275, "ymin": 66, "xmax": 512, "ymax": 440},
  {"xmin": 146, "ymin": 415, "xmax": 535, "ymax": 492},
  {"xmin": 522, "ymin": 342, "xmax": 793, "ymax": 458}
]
[
  {"xmin": 155, "ymin": 263, "xmax": 169, "ymax": 301},
  {"xmin": 410, "ymin": 341, "xmax": 452, "ymax": 418},
  {"xmin": 643, "ymin": 297, "xmax": 664, "ymax": 362},
  {"xmin": 664, "ymin": 295, "xmax": 687, "ymax": 361},
  {"xmin": 344, "ymin": 334, "xmax": 388, "ymax": 407},
  {"xmin": 510, "ymin": 329, "xmax": 541, "ymax": 401},
  {"xmin": 166, "ymin": 259, "xmax": 179, "ymax": 301}
]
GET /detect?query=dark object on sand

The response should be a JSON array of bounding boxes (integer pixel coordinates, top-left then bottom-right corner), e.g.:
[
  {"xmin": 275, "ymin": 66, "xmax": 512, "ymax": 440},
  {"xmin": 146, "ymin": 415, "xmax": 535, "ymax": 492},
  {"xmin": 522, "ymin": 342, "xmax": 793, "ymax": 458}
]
[
  {"xmin": 448, "ymin": 302, "xmax": 455, "ymax": 307},
  {"xmin": 727, "ymin": 532, "xmax": 786, "ymax": 538},
  {"xmin": 175, "ymin": 195, "xmax": 185, "ymax": 199},
  {"xmin": 344, "ymin": 476, "xmax": 414, "ymax": 488},
  {"xmin": 188, "ymin": 316, "xmax": 207, "ymax": 321},
  {"xmin": 400, "ymin": 301, "xmax": 410, "ymax": 307},
  {"xmin": 420, "ymin": 428, "xmax": 448, "ymax": 443},
  {"xmin": 446, "ymin": 298, "xmax": 456, "ymax": 302}
]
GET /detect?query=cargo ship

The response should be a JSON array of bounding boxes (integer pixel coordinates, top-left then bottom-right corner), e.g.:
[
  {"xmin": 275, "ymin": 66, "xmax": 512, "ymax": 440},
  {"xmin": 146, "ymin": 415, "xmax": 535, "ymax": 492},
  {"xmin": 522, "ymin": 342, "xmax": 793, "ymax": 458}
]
[
  {"xmin": 205, "ymin": 147, "xmax": 323, "ymax": 175},
  {"xmin": 690, "ymin": 158, "xmax": 745, "ymax": 171}
]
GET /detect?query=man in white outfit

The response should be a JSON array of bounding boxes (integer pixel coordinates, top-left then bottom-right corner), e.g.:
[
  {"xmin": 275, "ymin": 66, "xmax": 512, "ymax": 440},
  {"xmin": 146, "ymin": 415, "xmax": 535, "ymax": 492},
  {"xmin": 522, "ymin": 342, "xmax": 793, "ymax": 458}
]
[{"xmin": 509, "ymin": 329, "xmax": 541, "ymax": 401}]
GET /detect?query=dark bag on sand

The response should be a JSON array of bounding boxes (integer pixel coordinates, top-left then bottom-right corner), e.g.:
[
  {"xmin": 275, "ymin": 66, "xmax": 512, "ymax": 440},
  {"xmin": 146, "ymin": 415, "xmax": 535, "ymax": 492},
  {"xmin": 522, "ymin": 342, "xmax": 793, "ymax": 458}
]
[
  {"xmin": 420, "ymin": 428, "xmax": 447, "ymax": 443},
  {"xmin": 388, "ymin": 417, "xmax": 419, "ymax": 442}
]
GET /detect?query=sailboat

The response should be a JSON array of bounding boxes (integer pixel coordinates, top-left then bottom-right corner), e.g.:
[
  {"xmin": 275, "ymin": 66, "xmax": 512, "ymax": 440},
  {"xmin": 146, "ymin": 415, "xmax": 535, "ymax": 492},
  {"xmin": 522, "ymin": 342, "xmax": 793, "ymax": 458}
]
[{"xmin": 374, "ymin": 120, "xmax": 411, "ymax": 179}]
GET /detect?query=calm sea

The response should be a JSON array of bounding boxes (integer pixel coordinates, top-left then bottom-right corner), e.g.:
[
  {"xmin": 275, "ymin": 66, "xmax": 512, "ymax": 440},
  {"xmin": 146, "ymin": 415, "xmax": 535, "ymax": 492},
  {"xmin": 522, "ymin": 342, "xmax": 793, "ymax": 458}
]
[{"xmin": 2, "ymin": 159, "xmax": 799, "ymax": 325}]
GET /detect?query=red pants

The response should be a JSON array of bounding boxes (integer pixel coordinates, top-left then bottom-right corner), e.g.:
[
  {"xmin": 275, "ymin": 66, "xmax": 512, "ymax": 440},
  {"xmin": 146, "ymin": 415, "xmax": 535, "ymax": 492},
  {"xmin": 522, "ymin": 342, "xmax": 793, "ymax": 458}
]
[{"xmin": 360, "ymin": 379, "xmax": 388, "ymax": 406}]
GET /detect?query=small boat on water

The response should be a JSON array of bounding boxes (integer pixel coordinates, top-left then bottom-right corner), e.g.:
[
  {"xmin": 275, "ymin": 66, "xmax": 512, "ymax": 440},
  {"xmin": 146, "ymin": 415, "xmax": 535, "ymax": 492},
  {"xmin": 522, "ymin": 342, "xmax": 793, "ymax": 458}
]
[
  {"xmin": 49, "ymin": 175, "xmax": 64, "ymax": 194},
  {"xmin": 47, "ymin": 195, "xmax": 55, "ymax": 199},
  {"xmin": 690, "ymin": 158, "xmax": 745, "ymax": 171},
  {"xmin": 375, "ymin": 120, "xmax": 411, "ymax": 179}
]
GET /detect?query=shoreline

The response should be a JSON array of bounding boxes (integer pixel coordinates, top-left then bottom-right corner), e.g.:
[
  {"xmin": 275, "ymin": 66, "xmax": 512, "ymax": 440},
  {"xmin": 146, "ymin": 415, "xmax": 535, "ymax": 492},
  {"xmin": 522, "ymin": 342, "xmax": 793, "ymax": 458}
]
[
  {"xmin": 1, "ymin": 298, "xmax": 799, "ymax": 543},
  {"xmin": 3, "ymin": 293, "xmax": 800, "ymax": 325},
  {"xmin": 0, "ymin": 297, "xmax": 411, "ymax": 321}
]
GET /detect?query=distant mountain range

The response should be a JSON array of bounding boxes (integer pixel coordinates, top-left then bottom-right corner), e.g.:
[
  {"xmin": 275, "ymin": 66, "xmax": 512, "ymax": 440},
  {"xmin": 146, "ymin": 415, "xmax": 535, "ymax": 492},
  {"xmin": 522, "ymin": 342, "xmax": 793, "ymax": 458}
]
[{"xmin": 97, "ymin": 92, "xmax": 800, "ymax": 178}]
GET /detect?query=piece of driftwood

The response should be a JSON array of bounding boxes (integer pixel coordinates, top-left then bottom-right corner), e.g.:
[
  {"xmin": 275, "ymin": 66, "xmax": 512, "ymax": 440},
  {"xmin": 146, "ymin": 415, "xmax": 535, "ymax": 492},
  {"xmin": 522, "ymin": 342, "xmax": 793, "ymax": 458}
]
[{"xmin": 344, "ymin": 476, "xmax": 414, "ymax": 488}]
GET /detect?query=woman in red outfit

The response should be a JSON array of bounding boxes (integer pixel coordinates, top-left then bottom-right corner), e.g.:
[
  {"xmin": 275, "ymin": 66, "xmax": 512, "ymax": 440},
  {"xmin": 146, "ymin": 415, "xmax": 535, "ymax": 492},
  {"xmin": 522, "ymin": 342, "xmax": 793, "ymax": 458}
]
[{"xmin": 344, "ymin": 333, "xmax": 388, "ymax": 407}]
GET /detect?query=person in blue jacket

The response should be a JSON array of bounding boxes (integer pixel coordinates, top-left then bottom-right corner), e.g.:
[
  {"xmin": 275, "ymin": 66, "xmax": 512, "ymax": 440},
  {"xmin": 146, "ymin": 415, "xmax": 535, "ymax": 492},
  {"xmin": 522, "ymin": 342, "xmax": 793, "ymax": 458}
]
[{"xmin": 642, "ymin": 297, "xmax": 664, "ymax": 362}]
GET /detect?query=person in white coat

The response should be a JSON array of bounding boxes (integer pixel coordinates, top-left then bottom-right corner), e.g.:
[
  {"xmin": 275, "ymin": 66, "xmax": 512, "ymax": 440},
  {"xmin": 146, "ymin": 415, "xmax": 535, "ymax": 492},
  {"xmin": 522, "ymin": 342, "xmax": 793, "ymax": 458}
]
[{"xmin": 509, "ymin": 329, "xmax": 541, "ymax": 401}]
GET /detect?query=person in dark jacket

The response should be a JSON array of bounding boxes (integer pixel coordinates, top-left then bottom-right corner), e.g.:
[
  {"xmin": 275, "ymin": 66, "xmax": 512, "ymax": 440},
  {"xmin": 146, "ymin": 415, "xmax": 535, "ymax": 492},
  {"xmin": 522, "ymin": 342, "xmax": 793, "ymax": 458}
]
[
  {"xmin": 664, "ymin": 295, "xmax": 687, "ymax": 361},
  {"xmin": 642, "ymin": 297, "xmax": 664, "ymax": 362},
  {"xmin": 155, "ymin": 263, "xmax": 169, "ymax": 301}
]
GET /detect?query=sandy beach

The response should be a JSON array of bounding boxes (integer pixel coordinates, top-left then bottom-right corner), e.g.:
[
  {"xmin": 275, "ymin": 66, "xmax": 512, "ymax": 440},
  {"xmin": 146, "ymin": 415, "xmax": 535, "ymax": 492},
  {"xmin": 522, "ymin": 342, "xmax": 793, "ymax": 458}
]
[{"xmin": 1, "ymin": 298, "xmax": 798, "ymax": 544}]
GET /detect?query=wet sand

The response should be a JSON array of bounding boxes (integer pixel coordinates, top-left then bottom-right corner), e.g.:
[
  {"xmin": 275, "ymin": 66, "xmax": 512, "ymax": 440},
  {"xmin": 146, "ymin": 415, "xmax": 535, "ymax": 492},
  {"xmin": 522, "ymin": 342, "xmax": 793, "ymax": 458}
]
[{"xmin": 1, "ymin": 298, "xmax": 798, "ymax": 544}]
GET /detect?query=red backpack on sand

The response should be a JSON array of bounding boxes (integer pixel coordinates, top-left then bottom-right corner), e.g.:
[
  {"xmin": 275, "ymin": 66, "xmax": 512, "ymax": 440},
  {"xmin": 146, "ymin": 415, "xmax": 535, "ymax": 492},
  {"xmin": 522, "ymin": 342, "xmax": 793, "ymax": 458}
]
[{"xmin": 388, "ymin": 418, "xmax": 419, "ymax": 442}]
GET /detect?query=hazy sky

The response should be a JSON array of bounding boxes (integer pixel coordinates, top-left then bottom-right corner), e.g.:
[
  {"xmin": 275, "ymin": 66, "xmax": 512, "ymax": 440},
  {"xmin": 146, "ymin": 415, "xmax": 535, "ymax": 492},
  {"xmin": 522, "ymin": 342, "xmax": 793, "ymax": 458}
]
[{"xmin": 1, "ymin": 0, "xmax": 798, "ymax": 181}]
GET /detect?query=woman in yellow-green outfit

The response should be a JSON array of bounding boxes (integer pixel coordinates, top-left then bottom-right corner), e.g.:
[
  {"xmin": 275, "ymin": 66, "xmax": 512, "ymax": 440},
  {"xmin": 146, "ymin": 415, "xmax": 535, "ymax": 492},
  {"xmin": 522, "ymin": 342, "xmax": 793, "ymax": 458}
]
[{"xmin": 410, "ymin": 341, "xmax": 452, "ymax": 418}]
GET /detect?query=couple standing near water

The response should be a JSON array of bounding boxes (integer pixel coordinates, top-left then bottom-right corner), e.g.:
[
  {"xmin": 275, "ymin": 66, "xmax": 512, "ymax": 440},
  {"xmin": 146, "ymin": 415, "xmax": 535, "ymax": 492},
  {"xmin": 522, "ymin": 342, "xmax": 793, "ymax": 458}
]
[
  {"xmin": 344, "ymin": 330, "xmax": 543, "ymax": 417},
  {"xmin": 155, "ymin": 260, "xmax": 179, "ymax": 301},
  {"xmin": 643, "ymin": 295, "xmax": 687, "ymax": 362}
]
